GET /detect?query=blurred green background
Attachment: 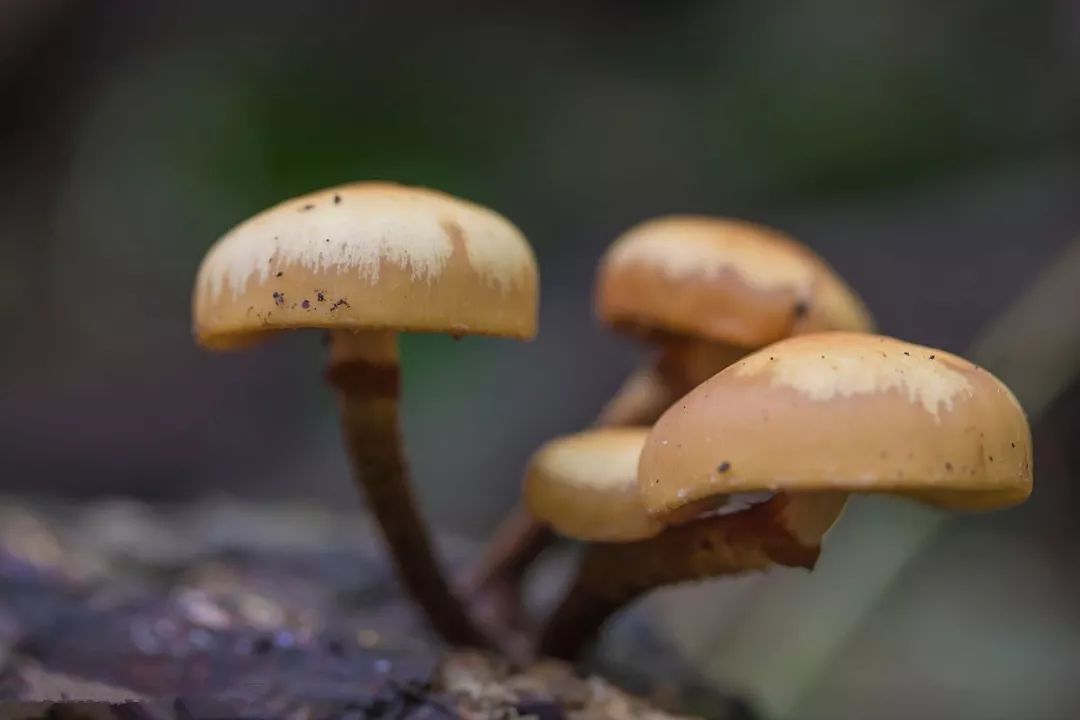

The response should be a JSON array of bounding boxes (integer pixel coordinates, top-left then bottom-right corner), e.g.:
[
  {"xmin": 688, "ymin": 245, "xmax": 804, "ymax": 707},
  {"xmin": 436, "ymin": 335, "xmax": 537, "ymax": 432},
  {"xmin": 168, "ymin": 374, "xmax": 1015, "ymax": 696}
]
[{"xmin": 2, "ymin": 2, "xmax": 1079, "ymax": 718}]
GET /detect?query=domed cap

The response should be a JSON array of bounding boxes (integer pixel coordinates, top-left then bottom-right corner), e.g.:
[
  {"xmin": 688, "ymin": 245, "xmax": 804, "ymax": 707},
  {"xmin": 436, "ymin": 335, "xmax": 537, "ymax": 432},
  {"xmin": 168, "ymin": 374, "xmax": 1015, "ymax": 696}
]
[
  {"xmin": 596, "ymin": 216, "xmax": 873, "ymax": 348},
  {"xmin": 639, "ymin": 332, "xmax": 1033, "ymax": 518},
  {"xmin": 193, "ymin": 182, "xmax": 539, "ymax": 349},
  {"xmin": 524, "ymin": 428, "xmax": 663, "ymax": 543}
]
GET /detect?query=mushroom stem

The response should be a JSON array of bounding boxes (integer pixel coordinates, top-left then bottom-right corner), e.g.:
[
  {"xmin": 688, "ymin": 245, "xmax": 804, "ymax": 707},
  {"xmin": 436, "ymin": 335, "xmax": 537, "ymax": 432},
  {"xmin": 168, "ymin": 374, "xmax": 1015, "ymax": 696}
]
[
  {"xmin": 536, "ymin": 494, "xmax": 844, "ymax": 660},
  {"xmin": 461, "ymin": 505, "xmax": 551, "ymax": 621},
  {"xmin": 653, "ymin": 339, "xmax": 748, "ymax": 396},
  {"xmin": 326, "ymin": 329, "xmax": 494, "ymax": 649},
  {"xmin": 594, "ymin": 363, "xmax": 678, "ymax": 427}
]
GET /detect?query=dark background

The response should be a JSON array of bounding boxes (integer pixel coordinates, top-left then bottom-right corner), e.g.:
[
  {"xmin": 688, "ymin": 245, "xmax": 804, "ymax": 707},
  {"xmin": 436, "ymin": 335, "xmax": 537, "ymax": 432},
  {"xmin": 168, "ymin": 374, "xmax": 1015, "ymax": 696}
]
[{"xmin": 2, "ymin": 2, "xmax": 1079, "ymax": 718}]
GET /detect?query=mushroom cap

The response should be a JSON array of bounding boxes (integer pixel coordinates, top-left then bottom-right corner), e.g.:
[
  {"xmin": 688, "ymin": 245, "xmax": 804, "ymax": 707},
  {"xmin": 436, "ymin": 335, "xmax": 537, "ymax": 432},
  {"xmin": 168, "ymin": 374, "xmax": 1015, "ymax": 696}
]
[
  {"xmin": 639, "ymin": 332, "xmax": 1032, "ymax": 517},
  {"xmin": 192, "ymin": 182, "xmax": 539, "ymax": 349},
  {"xmin": 595, "ymin": 216, "xmax": 873, "ymax": 348},
  {"xmin": 524, "ymin": 428, "xmax": 664, "ymax": 543}
]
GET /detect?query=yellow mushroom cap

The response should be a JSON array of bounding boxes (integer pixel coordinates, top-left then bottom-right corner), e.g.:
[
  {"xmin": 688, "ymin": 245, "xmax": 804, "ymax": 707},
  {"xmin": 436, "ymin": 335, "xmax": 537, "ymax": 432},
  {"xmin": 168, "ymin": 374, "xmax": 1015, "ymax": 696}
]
[
  {"xmin": 524, "ymin": 428, "xmax": 664, "ymax": 543},
  {"xmin": 192, "ymin": 182, "xmax": 539, "ymax": 349},
  {"xmin": 639, "ymin": 332, "xmax": 1033, "ymax": 517},
  {"xmin": 595, "ymin": 216, "xmax": 873, "ymax": 348}
]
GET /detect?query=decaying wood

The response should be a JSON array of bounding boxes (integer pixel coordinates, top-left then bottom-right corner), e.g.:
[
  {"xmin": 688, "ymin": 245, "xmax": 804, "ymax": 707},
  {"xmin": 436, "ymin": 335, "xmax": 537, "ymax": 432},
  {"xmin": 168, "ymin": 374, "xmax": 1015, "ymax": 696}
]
[{"xmin": 0, "ymin": 498, "xmax": 750, "ymax": 719}]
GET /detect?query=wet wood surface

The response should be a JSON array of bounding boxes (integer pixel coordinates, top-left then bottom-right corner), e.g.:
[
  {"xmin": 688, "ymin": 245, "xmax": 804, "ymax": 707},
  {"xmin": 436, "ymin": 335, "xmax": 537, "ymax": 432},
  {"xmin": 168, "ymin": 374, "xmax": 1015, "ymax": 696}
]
[{"xmin": 0, "ymin": 498, "xmax": 751, "ymax": 719}]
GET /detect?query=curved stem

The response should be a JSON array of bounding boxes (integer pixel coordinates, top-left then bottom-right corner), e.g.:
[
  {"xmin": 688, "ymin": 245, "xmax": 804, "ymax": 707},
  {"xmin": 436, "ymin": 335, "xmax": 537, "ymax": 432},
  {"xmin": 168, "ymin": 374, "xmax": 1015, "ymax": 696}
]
[
  {"xmin": 594, "ymin": 363, "xmax": 679, "ymax": 427},
  {"xmin": 325, "ymin": 329, "xmax": 494, "ymax": 649},
  {"xmin": 654, "ymin": 339, "xmax": 747, "ymax": 396},
  {"xmin": 460, "ymin": 505, "xmax": 552, "ymax": 618},
  {"xmin": 537, "ymin": 494, "xmax": 844, "ymax": 660}
]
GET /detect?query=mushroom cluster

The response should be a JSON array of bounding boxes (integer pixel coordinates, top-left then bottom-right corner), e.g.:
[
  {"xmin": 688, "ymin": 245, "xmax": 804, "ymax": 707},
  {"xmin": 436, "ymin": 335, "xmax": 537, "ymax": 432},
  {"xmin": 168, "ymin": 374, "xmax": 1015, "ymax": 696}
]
[
  {"xmin": 191, "ymin": 182, "xmax": 1033, "ymax": 668},
  {"xmin": 465, "ymin": 215, "xmax": 874, "ymax": 626},
  {"xmin": 533, "ymin": 332, "xmax": 1031, "ymax": 658}
]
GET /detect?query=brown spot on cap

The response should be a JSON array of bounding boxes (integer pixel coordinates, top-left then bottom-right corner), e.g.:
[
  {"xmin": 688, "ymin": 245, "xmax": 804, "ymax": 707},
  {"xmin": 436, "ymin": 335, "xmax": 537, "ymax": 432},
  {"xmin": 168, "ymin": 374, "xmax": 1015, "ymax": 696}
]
[{"xmin": 440, "ymin": 219, "xmax": 468, "ymax": 257}]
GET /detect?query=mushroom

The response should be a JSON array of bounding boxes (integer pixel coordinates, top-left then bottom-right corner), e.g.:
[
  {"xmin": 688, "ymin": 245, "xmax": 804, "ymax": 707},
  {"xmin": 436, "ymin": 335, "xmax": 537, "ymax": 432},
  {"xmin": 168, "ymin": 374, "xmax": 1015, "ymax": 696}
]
[
  {"xmin": 467, "ymin": 216, "xmax": 873, "ymax": 622},
  {"xmin": 524, "ymin": 428, "xmax": 663, "ymax": 545},
  {"xmin": 537, "ymin": 332, "xmax": 1032, "ymax": 658},
  {"xmin": 596, "ymin": 215, "xmax": 874, "ymax": 414},
  {"xmin": 192, "ymin": 181, "xmax": 538, "ymax": 648},
  {"xmin": 525, "ymin": 428, "xmax": 837, "ymax": 659}
]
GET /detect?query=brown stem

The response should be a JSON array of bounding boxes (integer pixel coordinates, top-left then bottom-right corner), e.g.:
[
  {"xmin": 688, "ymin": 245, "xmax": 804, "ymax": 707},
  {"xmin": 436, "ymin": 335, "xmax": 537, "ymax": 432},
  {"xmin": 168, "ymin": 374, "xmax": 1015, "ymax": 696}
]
[
  {"xmin": 653, "ymin": 338, "xmax": 748, "ymax": 396},
  {"xmin": 537, "ymin": 495, "xmax": 836, "ymax": 660},
  {"xmin": 594, "ymin": 363, "xmax": 679, "ymax": 427},
  {"xmin": 460, "ymin": 505, "xmax": 552, "ymax": 617},
  {"xmin": 325, "ymin": 329, "xmax": 494, "ymax": 649}
]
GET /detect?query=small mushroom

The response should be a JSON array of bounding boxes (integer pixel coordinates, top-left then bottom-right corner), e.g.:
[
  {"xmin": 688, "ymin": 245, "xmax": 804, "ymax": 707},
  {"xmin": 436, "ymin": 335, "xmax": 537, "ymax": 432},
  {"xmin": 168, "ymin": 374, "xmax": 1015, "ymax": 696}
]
[
  {"xmin": 526, "ymin": 428, "xmax": 837, "ymax": 659},
  {"xmin": 524, "ymin": 428, "xmax": 664, "ymax": 544},
  {"xmin": 538, "ymin": 332, "xmax": 1032, "ymax": 658},
  {"xmin": 468, "ymin": 216, "xmax": 873, "ymax": 619},
  {"xmin": 192, "ymin": 181, "xmax": 539, "ymax": 649}
]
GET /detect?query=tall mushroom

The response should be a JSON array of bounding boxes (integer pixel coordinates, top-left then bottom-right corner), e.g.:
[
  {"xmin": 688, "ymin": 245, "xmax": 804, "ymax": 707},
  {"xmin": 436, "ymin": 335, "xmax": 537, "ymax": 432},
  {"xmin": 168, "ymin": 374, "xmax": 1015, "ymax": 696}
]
[
  {"xmin": 537, "ymin": 332, "xmax": 1032, "ymax": 659},
  {"xmin": 524, "ymin": 428, "xmax": 840, "ymax": 659},
  {"xmin": 468, "ymin": 216, "xmax": 873, "ymax": 619},
  {"xmin": 192, "ymin": 181, "xmax": 538, "ymax": 648}
]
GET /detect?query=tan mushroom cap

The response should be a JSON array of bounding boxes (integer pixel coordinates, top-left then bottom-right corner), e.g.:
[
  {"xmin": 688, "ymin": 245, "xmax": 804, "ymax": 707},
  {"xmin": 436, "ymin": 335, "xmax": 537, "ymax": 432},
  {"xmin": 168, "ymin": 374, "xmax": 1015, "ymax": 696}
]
[
  {"xmin": 524, "ymin": 428, "xmax": 664, "ymax": 543},
  {"xmin": 192, "ymin": 182, "xmax": 539, "ymax": 349},
  {"xmin": 595, "ymin": 216, "xmax": 873, "ymax": 348},
  {"xmin": 640, "ymin": 332, "xmax": 1033, "ymax": 518}
]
